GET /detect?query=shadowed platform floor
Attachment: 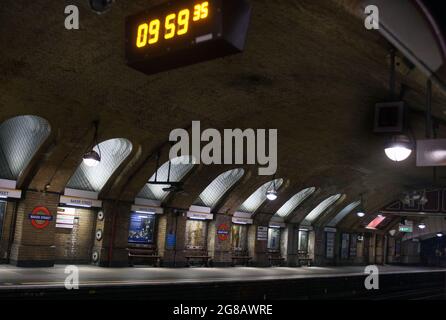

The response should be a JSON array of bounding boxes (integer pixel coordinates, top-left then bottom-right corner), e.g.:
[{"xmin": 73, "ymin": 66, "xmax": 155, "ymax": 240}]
[{"xmin": 0, "ymin": 265, "xmax": 445, "ymax": 289}]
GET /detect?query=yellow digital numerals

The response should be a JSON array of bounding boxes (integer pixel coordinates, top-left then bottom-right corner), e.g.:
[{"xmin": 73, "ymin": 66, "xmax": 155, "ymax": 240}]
[
  {"xmin": 135, "ymin": 1, "xmax": 210, "ymax": 48},
  {"xmin": 148, "ymin": 19, "xmax": 160, "ymax": 44},
  {"xmin": 193, "ymin": 2, "xmax": 209, "ymax": 21},
  {"xmin": 164, "ymin": 13, "xmax": 176, "ymax": 39},
  {"xmin": 136, "ymin": 23, "xmax": 148, "ymax": 48},
  {"xmin": 177, "ymin": 9, "xmax": 190, "ymax": 36}
]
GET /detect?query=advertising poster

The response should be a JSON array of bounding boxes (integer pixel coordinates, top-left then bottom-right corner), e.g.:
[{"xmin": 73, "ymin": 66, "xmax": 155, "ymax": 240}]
[
  {"xmin": 341, "ymin": 233, "xmax": 350, "ymax": 259},
  {"xmin": 326, "ymin": 232, "xmax": 335, "ymax": 259},
  {"xmin": 349, "ymin": 234, "xmax": 357, "ymax": 257},
  {"xmin": 0, "ymin": 201, "xmax": 5, "ymax": 239},
  {"xmin": 128, "ymin": 213, "xmax": 156, "ymax": 244},
  {"xmin": 267, "ymin": 228, "xmax": 281, "ymax": 250},
  {"xmin": 185, "ymin": 220, "xmax": 207, "ymax": 249}
]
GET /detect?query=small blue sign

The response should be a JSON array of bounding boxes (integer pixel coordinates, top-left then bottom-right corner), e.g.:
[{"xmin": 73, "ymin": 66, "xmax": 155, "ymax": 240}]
[{"xmin": 166, "ymin": 233, "xmax": 176, "ymax": 249}]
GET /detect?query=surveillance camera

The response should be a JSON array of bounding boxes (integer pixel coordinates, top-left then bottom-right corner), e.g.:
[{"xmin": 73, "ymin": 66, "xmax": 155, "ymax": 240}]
[{"xmin": 89, "ymin": 0, "xmax": 114, "ymax": 14}]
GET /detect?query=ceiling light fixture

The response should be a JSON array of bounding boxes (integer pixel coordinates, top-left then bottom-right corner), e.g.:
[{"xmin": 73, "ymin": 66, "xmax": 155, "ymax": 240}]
[
  {"xmin": 356, "ymin": 193, "xmax": 366, "ymax": 218},
  {"xmin": 83, "ymin": 120, "xmax": 101, "ymax": 167},
  {"xmin": 437, "ymin": 232, "xmax": 443, "ymax": 238},
  {"xmin": 89, "ymin": 0, "xmax": 114, "ymax": 14},
  {"xmin": 418, "ymin": 222, "xmax": 426, "ymax": 229},
  {"xmin": 266, "ymin": 189, "xmax": 278, "ymax": 201},
  {"xmin": 384, "ymin": 135, "xmax": 413, "ymax": 162},
  {"xmin": 266, "ymin": 178, "xmax": 278, "ymax": 201},
  {"xmin": 83, "ymin": 150, "xmax": 101, "ymax": 167}
]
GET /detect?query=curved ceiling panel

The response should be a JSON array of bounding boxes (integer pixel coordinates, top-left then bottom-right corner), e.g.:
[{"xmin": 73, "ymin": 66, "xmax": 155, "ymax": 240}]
[
  {"xmin": 137, "ymin": 155, "xmax": 195, "ymax": 202},
  {"xmin": 362, "ymin": 0, "xmax": 444, "ymax": 75},
  {"xmin": 275, "ymin": 187, "xmax": 316, "ymax": 218},
  {"xmin": 238, "ymin": 178, "xmax": 283, "ymax": 214},
  {"xmin": 67, "ymin": 138, "xmax": 132, "ymax": 192},
  {"xmin": 194, "ymin": 168, "xmax": 245, "ymax": 208},
  {"xmin": 326, "ymin": 200, "xmax": 361, "ymax": 227},
  {"xmin": 302, "ymin": 194, "xmax": 342, "ymax": 225},
  {"xmin": 0, "ymin": 115, "xmax": 50, "ymax": 180}
]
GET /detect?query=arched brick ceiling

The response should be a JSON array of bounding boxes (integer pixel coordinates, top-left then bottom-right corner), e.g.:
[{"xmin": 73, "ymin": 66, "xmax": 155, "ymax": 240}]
[
  {"xmin": 302, "ymin": 194, "xmax": 344, "ymax": 226},
  {"xmin": 238, "ymin": 178, "xmax": 284, "ymax": 215},
  {"xmin": 0, "ymin": 115, "xmax": 50, "ymax": 180},
  {"xmin": 137, "ymin": 155, "xmax": 195, "ymax": 202},
  {"xmin": 274, "ymin": 187, "xmax": 316, "ymax": 219},
  {"xmin": 326, "ymin": 200, "xmax": 361, "ymax": 228},
  {"xmin": 1, "ymin": 0, "xmax": 446, "ymax": 227},
  {"xmin": 67, "ymin": 138, "xmax": 132, "ymax": 192},
  {"xmin": 193, "ymin": 168, "xmax": 245, "ymax": 209}
]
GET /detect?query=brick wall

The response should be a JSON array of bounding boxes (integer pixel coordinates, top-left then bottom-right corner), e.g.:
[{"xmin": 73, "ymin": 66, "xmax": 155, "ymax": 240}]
[
  {"xmin": 212, "ymin": 214, "xmax": 232, "ymax": 266},
  {"xmin": 92, "ymin": 200, "xmax": 131, "ymax": 267},
  {"xmin": 0, "ymin": 201, "xmax": 16, "ymax": 262},
  {"xmin": 248, "ymin": 224, "xmax": 269, "ymax": 266},
  {"xmin": 54, "ymin": 207, "xmax": 96, "ymax": 263},
  {"xmin": 10, "ymin": 191, "xmax": 59, "ymax": 267},
  {"xmin": 156, "ymin": 214, "xmax": 167, "ymax": 257}
]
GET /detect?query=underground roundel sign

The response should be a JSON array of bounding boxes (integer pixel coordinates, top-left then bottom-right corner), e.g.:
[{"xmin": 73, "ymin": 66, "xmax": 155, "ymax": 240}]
[
  {"xmin": 28, "ymin": 206, "xmax": 53, "ymax": 229},
  {"xmin": 217, "ymin": 223, "xmax": 230, "ymax": 241}
]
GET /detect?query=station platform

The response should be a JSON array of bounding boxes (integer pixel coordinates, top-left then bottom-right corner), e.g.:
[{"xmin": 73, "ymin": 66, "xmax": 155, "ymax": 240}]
[
  {"xmin": 0, "ymin": 265, "xmax": 445, "ymax": 299},
  {"xmin": 0, "ymin": 265, "xmax": 442, "ymax": 289}
]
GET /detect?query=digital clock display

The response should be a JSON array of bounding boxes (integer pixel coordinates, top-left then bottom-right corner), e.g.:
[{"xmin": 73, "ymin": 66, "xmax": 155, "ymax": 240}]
[
  {"xmin": 125, "ymin": 0, "xmax": 251, "ymax": 75},
  {"xmin": 135, "ymin": 1, "xmax": 211, "ymax": 48}
]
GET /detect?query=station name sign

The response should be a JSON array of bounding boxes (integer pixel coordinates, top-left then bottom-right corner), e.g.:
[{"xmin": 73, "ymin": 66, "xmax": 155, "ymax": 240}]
[
  {"xmin": 125, "ymin": 0, "xmax": 252, "ymax": 75},
  {"xmin": 59, "ymin": 195, "xmax": 102, "ymax": 208},
  {"xmin": 29, "ymin": 206, "xmax": 53, "ymax": 229},
  {"xmin": 0, "ymin": 188, "xmax": 22, "ymax": 199},
  {"xmin": 187, "ymin": 211, "xmax": 213, "ymax": 220}
]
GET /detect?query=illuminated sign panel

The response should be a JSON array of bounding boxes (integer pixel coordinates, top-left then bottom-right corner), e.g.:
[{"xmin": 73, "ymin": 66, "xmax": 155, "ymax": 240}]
[
  {"xmin": 125, "ymin": 0, "xmax": 252, "ymax": 75},
  {"xmin": 365, "ymin": 215, "xmax": 386, "ymax": 230},
  {"xmin": 399, "ymin": 220, "xmax": 413, "ymax": 233}
]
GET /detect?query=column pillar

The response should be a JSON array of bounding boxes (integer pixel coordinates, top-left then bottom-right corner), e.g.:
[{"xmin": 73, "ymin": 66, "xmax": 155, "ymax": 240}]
[
  {"xmin": 161, "ymin": 210, "xmax": 188, "ymax": 267},
  {"xmin": 211, "ymin": 214, "xmax": 232, "ymax": 267},
  {"xmin": 156, "ymin": 212, "xmax": 168, "ymax": 261},
  {"xmin": 282, "ymin": 224, "xmax": 297, "ymax": 266},
  {"xmin": 387, "ymin": 236, "xmax": 396, "ymax": 264},
  {"xmin": 0, "ymin": 201, "xmax": 17, "ymax": 263},
  {"xmin": 10, "ymin": 191, "xmax": 58, "ymax": 267},
  {"xmin": 312, "ymin": 227, "xmax": 325, "ymax": 266},
  {"xmin": 92, "ymin": 200, "xmax": 131, "ymax": 267},
  {"xmin": 249, "ymin": 224, "xmax": 269, "ymax": 266},
  {"xmin": 375, "ymin": 235, "xmax": 384, "ymax": 265},
  {"xmin": 368, "ymin": 233, "xmax": 376, "ymax": 264}
]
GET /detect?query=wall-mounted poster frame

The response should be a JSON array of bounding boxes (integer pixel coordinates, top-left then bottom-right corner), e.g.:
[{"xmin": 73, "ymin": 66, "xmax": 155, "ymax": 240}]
[
  {"xmin": 128, "ymin": 212, "xmax": 156, "ymax": 244},
  {"xmin": 325, "ymin": 231, "xmax": 335, "ymax": 259},
  {"xmin": 231, "ymin": 224, "xmax": 248, "ymax": 252},
  {"xmin": 340, "ymin": 233, "xmax": 350, "ymax": 259},
  {"xmin": 349, "ymin": 233, "xmax": 357, "ymax": 257},
  {"xmin": 395, "ymin": 238, "xmax": 402, "ymax": 257},
  {"xmin": 185, "ymin": 219, "xmax": 208, "ymax": 250},
  {"xmin": 0, "ymin": 201, "xmax": 5, "ymax": 241},
  {"xmin": 267, "ymin": 227, "xmax": 281, "ymax": 251}
]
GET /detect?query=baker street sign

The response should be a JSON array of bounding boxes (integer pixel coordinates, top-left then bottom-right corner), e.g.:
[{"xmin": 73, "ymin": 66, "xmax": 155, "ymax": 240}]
[{"xmin": 29, "ymin": 206, "xmax": 53, "ymax": 229}]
